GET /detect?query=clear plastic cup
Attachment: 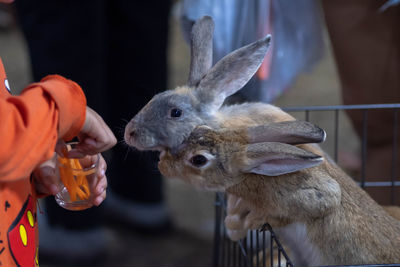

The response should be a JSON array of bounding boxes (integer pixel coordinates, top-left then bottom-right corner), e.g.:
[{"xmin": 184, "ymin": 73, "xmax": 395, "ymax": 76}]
[{"xmin": 54, "ymin": 142, "xmax": 100, "ymax": 211}]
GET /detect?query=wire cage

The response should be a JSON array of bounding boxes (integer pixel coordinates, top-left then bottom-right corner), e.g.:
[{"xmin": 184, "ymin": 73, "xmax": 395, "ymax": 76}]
[{"xmin": 212, "ymin": 104, "xmax": 400, "ymax": 267}]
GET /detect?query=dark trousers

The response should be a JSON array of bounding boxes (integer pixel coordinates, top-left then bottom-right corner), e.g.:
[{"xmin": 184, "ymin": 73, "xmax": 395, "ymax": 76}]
[
  {"xmin": 15, "ymin": 0, "xmax": 171, "ymax": 228},
  {"xmin": 322, "ymin": 0, "xmax": 400, "ymax": 205}
]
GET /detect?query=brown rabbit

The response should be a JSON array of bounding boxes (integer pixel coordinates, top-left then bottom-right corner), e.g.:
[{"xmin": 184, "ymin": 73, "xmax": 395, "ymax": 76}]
[{"xmin": 158, "ymin": 124, "xmax": 400, "ymax": 266}]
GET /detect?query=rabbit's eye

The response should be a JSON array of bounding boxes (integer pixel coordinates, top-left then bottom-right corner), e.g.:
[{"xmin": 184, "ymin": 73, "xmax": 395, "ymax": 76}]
[
  {"xmin": 170, "ymin": 108, "xmax": 182, "ymax": 118},
  {"xmin": 190, "ymin": 155, "xmax": 208, "ymax": 167}
]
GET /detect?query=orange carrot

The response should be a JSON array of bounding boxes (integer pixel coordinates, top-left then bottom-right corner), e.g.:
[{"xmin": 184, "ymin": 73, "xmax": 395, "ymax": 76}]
[{"xmin": 58, "ymin": 156, "xmax": 91, "ymax": 202}]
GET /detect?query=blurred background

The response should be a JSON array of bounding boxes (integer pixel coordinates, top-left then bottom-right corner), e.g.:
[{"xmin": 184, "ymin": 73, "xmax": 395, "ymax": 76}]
[{"xmin": 2, "ymin": 0, "xmax": 398, "ymax": 266}]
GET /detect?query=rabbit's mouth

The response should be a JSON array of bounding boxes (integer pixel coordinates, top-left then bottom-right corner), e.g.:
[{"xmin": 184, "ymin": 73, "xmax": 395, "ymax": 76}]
[
  {"xmin": 125, "ymin": 138, "xmax": 164, "ymax": 152},
  {"xmin": 139, "ymin": 145, "xmax": 165, "ymax": 152},
  {"xmin": 124, "ymin": 129, "xmax": 165, "ymax": 151}
]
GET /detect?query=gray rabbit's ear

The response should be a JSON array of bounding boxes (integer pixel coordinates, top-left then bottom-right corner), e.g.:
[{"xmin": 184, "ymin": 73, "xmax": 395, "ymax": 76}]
[
  {"xmin": 195, "ymin": 35, "xmax": 271, "ymax": 110},
  {"xmin": 242, "ymin": 142, "xmax": 323, "ymax": 176},
  {"xmin": 187, "ymin": 16, "xmax": 215, "ymax": 87},
  {"xmin": 245, "ymin": 121, "xmax": 326, "ymax": 145}
]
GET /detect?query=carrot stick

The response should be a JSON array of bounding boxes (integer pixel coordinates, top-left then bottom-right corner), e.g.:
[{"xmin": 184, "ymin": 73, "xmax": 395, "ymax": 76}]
[{"xmin": 58, "ymin": 156, "xmax": 91, "ymax": 202}]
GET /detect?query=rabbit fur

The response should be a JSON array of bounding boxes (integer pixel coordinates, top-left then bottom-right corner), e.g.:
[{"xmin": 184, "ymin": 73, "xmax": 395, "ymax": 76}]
[{"xmin": 158, "ymin": 125, "xmax": 400, "ymax": 266}]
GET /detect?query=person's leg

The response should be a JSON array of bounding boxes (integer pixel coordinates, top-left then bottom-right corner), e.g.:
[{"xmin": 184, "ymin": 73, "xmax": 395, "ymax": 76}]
[
  {"xmin": 321, "ymin": 0, "xmax": 400, "ymax": 205},
  {"xmin": 15, "ymin": 0, "xmax": 109, "ymax": 261},
  {"xmin": 102, "ymin": 0, "xmax": 172, "ymax": 229}
]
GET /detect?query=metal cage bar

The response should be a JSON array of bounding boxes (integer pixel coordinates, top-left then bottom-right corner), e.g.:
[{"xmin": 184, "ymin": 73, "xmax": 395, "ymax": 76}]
[{"xmin": 391, "ymin": 109, "xmax": 399, "ymax": 204}]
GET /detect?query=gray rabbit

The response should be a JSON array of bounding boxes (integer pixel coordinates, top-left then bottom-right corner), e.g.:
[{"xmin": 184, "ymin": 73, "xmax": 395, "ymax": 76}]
[{"xmin": 124, "ymin": 16, "xmax": 289, "ymax": 152}]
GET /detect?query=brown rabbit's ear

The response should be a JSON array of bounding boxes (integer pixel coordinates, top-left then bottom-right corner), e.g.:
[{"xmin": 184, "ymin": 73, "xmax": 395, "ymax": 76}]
[
  {"xmin": 245, "ymin": 121, "xmax": 326, "ymax": 145},
  {"xmin": 195, "ymin": 35, "xmax": 271, "ymax": 111},
  {"xmin": 187, "ymin": 16, "xmax": 214, "ymax": 87},
  {"xmin": 242, "ymin": 142, "xmax": 323, "ymax": 176}
]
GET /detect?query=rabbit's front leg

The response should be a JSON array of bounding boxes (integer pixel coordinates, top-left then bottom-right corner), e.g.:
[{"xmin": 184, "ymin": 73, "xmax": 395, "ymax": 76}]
[
  {"xmin": 225, "ymin": 194, "xmax": 271, "ymax": 240},
  {"xmin": 225, "ymin": 194, "xmax": 252, "ymax": 241}
]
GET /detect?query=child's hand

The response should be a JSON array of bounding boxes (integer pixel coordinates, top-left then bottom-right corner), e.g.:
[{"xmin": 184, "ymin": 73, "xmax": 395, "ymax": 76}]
[
  {"xmin": 68, "ymin": 106, "xmax": 117, "ymax": 158},
  {"xmin": 92, "ymin": 154, "xmax": 108, "ymax": 206},
  {"xmin": 33, "ymin": 156, "xmax": 60, "ymax": 196},
  {"xmin": 33, "ymin": 153, "xmax": 108, "ymax": 207}
]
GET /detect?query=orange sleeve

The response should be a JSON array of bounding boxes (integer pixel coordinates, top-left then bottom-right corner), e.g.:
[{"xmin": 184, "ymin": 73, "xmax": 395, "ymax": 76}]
[{"xmin": 0, "ymin": 75, "xmax": 86, "ymax": 182}]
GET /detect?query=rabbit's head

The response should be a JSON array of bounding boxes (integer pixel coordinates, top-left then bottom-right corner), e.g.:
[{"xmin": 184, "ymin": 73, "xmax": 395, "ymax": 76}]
[
  {"xmin": 124, "ymin": 16, "xmax": 272, "ymax": 151},
  {"xmin": 158, "ymin": 121, "xmax": 325, "ymax": 191}
]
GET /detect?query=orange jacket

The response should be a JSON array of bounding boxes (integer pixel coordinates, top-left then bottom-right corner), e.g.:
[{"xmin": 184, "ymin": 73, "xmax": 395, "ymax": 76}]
[{"xmin": 0, "ymin": 58, "xmax": 86, "ymax": 267}]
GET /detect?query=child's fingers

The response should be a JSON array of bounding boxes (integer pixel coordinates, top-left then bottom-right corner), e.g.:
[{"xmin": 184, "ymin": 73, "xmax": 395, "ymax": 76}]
[
  {"xmin": 35, "ymin": 182, "xmax": 59, "ymax": 196},
  {"xmin": 55, "ymin": 140, "xmax": 67, "ymax": 156},
  {"xmin": 78, "ymin": 107, "xmax": 117, "ymax": 155},
  {"xmin": 67, "ymin": 144, "xmax": 97, "ymax": 159},
  {"xmin": 66, "ymin": 149, "xmax": 85, "ymax": 158},
  {"xmin": 93, "ymin": 155, "xmax": 107, "ymax": 198},
  {"xmin": 68, "ymin": 138, "xmax": 96, "ymax": 157},
  {"xmin": 33, "ymin": 165, "xmax": 60, "ymax": 195},
  {"xmin": 93, "ymin": 190, "xmax": 107, "ymax": 206},
  {"xmin": 93, "ymin": 161, "xmax": 107, "ymax": 206},
  {"xmin": 66, "ymin": 138, "xmax": 107, "ymax": 158},
  {"xmin": 75, "ymin": 153, "xmax": 103, "ymax": 169},
  {"xmin": 97, "ymin": 154, "xmax": 107, "ymax": 177},
  {"xmin": 95, "ymin": 175, "xmax": 108, "ymax": 195}
]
